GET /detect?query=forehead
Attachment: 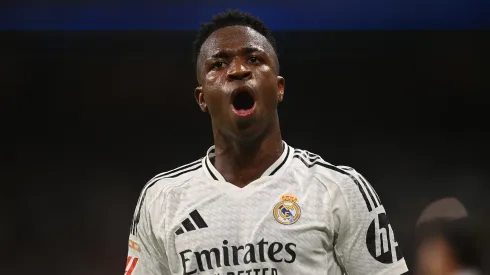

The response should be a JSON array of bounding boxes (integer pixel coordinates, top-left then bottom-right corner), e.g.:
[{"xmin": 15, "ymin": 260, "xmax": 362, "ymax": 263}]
[{"xmin": 199, "ymin": 25, "xmax": 275, "ymax": 59}]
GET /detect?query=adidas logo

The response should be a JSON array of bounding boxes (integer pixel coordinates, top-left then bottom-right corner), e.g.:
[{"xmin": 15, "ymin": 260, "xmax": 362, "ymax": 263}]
[{"xmin": 175, "ymin": 210, "xmax": 208, "ymax": 235}]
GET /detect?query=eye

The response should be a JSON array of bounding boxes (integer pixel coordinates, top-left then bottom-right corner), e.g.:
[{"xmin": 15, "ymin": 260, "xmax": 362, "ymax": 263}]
[
  {"xmin": 249, "ymin": 56, "xmax": 260, "ymax": 63},
  {"xmin": 212, "ymin": 61, "xmax": 226, "ymax": 70}
]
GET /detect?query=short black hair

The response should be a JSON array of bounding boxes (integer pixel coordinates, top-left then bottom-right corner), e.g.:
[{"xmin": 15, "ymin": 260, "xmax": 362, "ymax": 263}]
[{"xmin": 192, "ymin": 10, "xmax": 278, "ymax": 65}]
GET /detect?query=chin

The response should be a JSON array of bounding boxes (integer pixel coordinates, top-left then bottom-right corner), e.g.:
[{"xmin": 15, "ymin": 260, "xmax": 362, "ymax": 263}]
[{"xmin": 235, "ymin": 115, "xmax": 257, "ymax": 129}]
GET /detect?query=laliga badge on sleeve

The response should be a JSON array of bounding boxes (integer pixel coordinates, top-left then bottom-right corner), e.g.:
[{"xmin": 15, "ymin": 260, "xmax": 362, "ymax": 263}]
[{"xmin": 128, "ymin": 239, "xmax": 141, "ymax": 252}]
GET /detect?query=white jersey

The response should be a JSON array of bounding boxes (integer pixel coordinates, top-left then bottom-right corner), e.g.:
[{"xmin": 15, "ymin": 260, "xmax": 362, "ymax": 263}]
[{"xmin": 125, "ymin": 141, "xmax": 408, "ymax": 275}]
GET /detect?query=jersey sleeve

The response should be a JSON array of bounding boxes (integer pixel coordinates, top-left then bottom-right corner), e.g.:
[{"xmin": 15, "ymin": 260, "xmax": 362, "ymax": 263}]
[
  {"xmin": 125, "ymin": 188, "xmax": 170, "ymax": 275},
  {"xmin": 331, "ymin": 168, "xmax": 408, "ymax": 275}
]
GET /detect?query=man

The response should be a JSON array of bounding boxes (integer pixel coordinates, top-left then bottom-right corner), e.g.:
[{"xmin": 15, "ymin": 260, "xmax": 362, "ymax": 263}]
[
  {"xmin": 125, "ymin": 10, "xmax": 408, "ymax": 275},
  {"xmin": 414, "ymin": 202, "xmax": 484, "ymax": 275},
  {"xmin": 415, "ymin": 218, "xmax": 484, "ymax": 275}
]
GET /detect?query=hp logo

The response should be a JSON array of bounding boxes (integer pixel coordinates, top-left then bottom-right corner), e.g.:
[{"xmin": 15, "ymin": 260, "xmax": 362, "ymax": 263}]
[{"xmin": 366, "ymin": 213, "xmax": 403, "ymax": 264}]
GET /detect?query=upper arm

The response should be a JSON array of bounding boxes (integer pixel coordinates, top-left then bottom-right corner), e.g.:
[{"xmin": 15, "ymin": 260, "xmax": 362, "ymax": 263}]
[
  {"xmin": 331, "ymin": 169, "xmax": 408, "ymax": 275},
  {"xmin": 126, "ymin": 186, "xmax": 170, "ymax": 275}
]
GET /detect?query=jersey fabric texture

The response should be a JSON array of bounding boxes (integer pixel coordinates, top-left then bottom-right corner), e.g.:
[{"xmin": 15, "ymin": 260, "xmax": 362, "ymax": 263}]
[{"xmin": 125, "ymin": 141, "xmax": 408, "ymax": 275}]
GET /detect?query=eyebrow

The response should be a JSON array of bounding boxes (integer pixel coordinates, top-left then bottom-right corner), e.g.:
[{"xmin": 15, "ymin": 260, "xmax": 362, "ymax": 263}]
[{"xmin": 209, "ymin": 47, "xmax": 263, "ymax": 59}]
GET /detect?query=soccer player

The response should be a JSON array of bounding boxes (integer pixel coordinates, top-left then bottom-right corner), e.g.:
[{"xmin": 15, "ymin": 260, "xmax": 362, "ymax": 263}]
[{"xmin": 125, "ymin": 10, "xmax": 408, "ymax": 275}]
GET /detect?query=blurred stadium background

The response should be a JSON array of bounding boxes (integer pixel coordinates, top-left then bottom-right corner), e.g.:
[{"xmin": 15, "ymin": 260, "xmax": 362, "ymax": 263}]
[{"xmin": 2, "ymin": 0, "xmax": 489, "ymax": 274}]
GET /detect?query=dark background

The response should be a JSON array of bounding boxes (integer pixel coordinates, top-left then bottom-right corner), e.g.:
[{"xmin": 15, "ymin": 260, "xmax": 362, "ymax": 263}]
[{"xmin": 2, "ymin": 30, "xmax": 489, "ymax": 274}]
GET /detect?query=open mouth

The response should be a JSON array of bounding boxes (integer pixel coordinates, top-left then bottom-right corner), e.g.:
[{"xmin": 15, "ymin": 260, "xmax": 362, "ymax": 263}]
[{"xmin": 232, "ymin": 88, "xmax": 256, "ymax": 116}]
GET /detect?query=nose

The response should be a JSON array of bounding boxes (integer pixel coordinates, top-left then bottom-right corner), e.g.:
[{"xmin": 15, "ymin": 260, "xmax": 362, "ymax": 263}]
[{"xmin": 227, "ymin": 59, "xmax": 251, "ymax": 81}]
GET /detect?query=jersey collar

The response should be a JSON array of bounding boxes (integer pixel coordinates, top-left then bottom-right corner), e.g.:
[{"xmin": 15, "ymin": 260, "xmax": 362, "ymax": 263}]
[{"xmin": 202, "ymin": 141, "xmax": 293, "ymax": 182}]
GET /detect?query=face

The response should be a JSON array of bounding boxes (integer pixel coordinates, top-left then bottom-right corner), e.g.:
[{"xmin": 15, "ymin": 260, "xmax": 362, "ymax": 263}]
[
  {"xmin": 195, "ymin": 26, "xmax": 285, "ymax": 142},
  {"xmin": 415, "ymin": 236, "xmax": 459, "ymax": 275}
]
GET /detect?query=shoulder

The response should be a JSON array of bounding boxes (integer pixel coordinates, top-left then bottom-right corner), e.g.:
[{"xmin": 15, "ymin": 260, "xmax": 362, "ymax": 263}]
[
  {"xmin": 290, "ymin": 147, "xmax": 377, "ymax": 200},
  {"xmin": 290, "ymin": 147, "xmax": 359, "ymax": 185},
  {"xmin": 290, "ymin": 146, "xmax": 382, "ymax": 213},
  {"xmin": 142, "ymin": 158, "xmax": 203, "ymax": 202},
  {"xmin": 129, "ymin": 158, "xmax": 203, "ymax": 234}
]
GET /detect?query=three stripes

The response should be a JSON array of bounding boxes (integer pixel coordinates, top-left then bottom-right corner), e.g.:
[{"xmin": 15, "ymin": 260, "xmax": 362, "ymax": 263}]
[
  {"xmin": 293, "ymin": 149, "xmax": 381, "ymax": 212},
  {"xmin": 175, "ymin": 210, "xmax": 208, "ymax": 235},
  {"xmin": 337, "ymin": 165, "xmax": 381, "ymax": 212}
]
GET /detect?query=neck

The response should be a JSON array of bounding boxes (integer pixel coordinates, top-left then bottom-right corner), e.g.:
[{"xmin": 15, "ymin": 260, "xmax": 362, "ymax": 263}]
[{"xmin": 212, "ymin": 116, "xmax": 283, "ymax": 188}]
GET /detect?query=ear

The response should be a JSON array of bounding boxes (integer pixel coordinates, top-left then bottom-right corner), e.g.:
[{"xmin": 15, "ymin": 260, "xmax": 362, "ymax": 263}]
[
  {"xmin": 277, "ymin": 76, "xmax": 285, "ymax": 102},
  {"xmin": 194, "ymin": 86, "xmax": 207, "ymax": 112}
]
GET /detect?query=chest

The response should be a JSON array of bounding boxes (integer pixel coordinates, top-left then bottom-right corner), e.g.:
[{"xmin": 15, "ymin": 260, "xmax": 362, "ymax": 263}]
[{"xmin": 161, "ymin": 177, "xmax": 335, "ymax": 273}]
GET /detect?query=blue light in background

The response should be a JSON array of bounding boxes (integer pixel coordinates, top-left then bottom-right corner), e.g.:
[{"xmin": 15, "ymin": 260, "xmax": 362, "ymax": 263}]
[{"xmin": 1, "ymin": 0, "xmax": 489, "ymax": 30}]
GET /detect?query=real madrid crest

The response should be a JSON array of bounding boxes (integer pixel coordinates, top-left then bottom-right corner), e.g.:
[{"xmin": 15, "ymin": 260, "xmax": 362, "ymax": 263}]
[{"xmin": 273, "ymin": 194, "xmax": 301, "ymax": 225}]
